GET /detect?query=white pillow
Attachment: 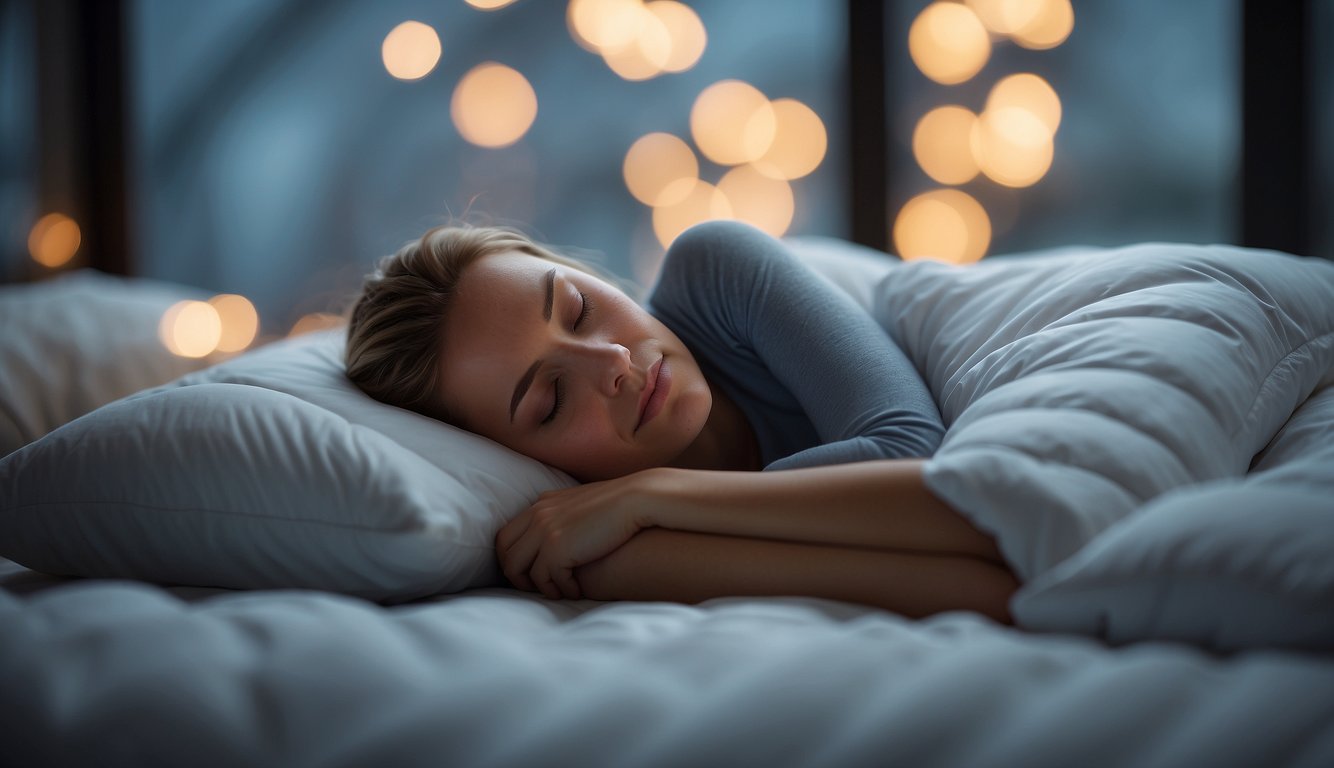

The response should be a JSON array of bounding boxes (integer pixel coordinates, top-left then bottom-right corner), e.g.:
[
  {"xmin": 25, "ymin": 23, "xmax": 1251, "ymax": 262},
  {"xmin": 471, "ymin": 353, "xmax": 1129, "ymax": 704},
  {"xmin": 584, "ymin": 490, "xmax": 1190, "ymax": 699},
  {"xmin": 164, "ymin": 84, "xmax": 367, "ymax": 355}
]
[
  {"xmin": 0, "ymin": 329, "xmax": 575, "ymax": 602},
  {"xmin": 0, "ymin": 241, "xmax": 889, "ymax": 601},
  {"xmin": 0, "ymin": 270, "xmax": 211, "ymax": 457}
]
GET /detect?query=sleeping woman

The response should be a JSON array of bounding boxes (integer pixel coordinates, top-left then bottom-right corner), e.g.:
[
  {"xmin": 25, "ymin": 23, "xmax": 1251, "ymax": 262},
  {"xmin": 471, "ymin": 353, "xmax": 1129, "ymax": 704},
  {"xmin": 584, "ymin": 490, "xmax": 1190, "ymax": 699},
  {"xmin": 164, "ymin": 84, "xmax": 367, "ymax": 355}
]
[{"xmin": 345, "ymin": 220, "xmax": 1019, "ymax": 622}]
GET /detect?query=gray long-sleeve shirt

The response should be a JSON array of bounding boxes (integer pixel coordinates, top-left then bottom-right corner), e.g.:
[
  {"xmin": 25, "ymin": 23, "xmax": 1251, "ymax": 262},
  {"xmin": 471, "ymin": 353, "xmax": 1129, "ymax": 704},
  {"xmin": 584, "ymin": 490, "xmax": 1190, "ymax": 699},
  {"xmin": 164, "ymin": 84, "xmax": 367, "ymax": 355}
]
[{"xmin": 646, "ymin": 221, "xmax": 945, "ymax": 471}]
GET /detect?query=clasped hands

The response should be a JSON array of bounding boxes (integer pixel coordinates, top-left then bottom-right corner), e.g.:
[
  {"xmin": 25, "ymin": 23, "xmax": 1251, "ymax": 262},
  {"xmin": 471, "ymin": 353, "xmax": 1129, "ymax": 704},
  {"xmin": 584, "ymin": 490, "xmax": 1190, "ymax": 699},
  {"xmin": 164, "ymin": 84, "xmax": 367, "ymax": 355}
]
[{"xmin": 495, "ymin": 468, "xmax": 666, "ymax": 600}]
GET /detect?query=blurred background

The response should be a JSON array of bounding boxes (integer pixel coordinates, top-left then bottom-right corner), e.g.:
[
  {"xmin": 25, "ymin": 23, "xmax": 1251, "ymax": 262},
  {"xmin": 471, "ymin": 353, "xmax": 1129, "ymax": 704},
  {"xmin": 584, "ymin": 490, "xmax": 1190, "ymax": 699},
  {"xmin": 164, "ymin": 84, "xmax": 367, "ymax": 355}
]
[{"xmin": 1, "ymin": 0, "xmax": 1329, "ymax": 357}]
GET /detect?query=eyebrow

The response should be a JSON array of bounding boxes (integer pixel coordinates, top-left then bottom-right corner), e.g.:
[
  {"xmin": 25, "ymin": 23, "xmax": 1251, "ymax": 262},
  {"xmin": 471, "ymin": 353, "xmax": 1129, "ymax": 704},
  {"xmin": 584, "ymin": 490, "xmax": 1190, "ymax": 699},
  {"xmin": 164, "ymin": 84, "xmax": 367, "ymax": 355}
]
[{"xmin": 509, "ymin": 267, "xmax": 557, "ymax": 423}]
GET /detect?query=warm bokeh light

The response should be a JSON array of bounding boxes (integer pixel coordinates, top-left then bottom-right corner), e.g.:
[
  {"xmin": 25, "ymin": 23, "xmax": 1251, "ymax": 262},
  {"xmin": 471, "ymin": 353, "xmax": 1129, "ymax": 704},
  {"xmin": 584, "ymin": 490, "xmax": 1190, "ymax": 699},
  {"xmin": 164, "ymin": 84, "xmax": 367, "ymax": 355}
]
[
  {"xmin": 651, "ymin": 179, "xmax": 732, "ymax": 248},
  {"xmin": 1011, "ymin": 0, "xmax": 1074, "ymax": 49},
  {"xmin": 381, "ymin": 21, "xmax": 441, "ymax": 81},
  {"xmin": 893, "ymin": 189, "xmax": 991, "ymax": 264},
  {"xmin": 986, "ymin": 73, "xmax": 1062, "ymax": 134},
  {"xmin": 451, "ymin": 63, "xmax": 538, "ymax": 148},
  {"xmin": 601, "ymin": 6, "xmax": 671, "ymax": 80},
  {"xmin": 964, "ymin": 0, "xmax": 1012, "ymax": 33},
  {"xmin": 908, "ymin": 3, "xmax": 991, "ymax": 85},
  {"xmin": 207, "ymin": 294, "xmax": 260, "ymax": 354},
  {"xmin": 647, "ymin": 1, "xmax": 706, "ymax": 73},
  {"xmin": 28, "ymin": 213, "xmax": 81, "ymax": 268},
  {"xmin": 913, "ymin": 105, "xmax": 980, "ymax": 185},
  {"xmin": 289, "ymin": 313, "xmax": 345, "ymax": 337},
  {"xmin": 567, "ymin": 0, "xmax": 645, "ymax": 53},
  {"xmin": 716, "ymin": 165, "xmax": 795, "ymax": 238},
  {"xmin": 690, "ymin": 80, "xmax": 776, "ymax": 166},
  {"xmin": 465, "ymin": 0, "xmax": 518, "ymax": 9},
  {"xmin": 160, "ymin": 300, "xmax": 222, "ymax": 359},
  {"xmin": 624, "ymin": 132, "xmax": 699, "ymax": 206},
  {"xmin": 971, "ymin": 107, "xmax": 1054, "ymax": 187},
  {"xmin": 753, "ymin": 98, "xmax": 827, "ymax": 181},
  {"xmin": 966, "ymin": 0, "xmax": 1073, "ymax": 48}
]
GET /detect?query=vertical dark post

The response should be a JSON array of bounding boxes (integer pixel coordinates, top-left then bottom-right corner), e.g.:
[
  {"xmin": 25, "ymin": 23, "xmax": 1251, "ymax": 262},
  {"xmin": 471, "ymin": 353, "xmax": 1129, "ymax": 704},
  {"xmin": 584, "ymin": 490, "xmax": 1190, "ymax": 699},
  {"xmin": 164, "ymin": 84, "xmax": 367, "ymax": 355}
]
[
  {"xmin": 847, "ymin": 0, "xmax": 889, "ymax": 252},
  {"xmin": 1241, "ymin": 0, "xmax": 1310, "ymax": 255},
  {"xmin": 35, "ymin": 0, "xmax": 131, "ymax": 275}
]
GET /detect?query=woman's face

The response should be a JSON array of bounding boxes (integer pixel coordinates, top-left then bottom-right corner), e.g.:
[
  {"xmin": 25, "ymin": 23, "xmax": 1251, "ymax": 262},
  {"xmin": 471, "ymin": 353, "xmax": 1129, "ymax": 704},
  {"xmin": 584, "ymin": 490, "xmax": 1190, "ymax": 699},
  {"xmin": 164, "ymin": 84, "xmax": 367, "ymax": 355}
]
[{"xmin": 437, "ymin": 250, "xmax": 712, "ymax": 481}]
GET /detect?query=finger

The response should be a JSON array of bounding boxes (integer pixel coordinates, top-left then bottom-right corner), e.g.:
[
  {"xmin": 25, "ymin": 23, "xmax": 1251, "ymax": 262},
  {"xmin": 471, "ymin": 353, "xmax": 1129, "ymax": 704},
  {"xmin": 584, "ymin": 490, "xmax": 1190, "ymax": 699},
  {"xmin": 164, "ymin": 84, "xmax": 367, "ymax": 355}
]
[
  {"xmin": 495, "ymin": 509, "xmax": 532, "ymax": 553},
  {"xmin": 532, "ymin": 568, "xmax": 561, "ymax": 600},
  {"xmin": 501, "ymin": 530, "xmax": 543, "ymax": 592},
  {"xmin": 530, "ymin": 547, "xmax": 581, "ymax": 601},
  {"xmin": 553, "ymin": 566, "xmax": 582, "ymax": 600}
]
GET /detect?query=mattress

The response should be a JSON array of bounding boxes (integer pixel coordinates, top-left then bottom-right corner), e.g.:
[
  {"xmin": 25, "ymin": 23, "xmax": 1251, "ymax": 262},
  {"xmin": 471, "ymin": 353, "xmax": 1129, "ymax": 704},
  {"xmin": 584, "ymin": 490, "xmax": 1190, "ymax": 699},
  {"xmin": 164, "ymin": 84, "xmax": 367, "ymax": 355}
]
[{"xmin": 3, "ymin": 556, "xmax": 1333, "ymax": 768}]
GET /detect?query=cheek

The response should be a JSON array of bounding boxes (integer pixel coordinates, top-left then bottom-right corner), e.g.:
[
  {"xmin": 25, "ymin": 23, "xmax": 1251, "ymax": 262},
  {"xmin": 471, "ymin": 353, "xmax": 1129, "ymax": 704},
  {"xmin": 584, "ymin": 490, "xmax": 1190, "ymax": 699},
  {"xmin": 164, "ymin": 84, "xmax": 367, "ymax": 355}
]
[{"xmin": 529, "ymin": 407, "xmax": 620, "ymax": 463}]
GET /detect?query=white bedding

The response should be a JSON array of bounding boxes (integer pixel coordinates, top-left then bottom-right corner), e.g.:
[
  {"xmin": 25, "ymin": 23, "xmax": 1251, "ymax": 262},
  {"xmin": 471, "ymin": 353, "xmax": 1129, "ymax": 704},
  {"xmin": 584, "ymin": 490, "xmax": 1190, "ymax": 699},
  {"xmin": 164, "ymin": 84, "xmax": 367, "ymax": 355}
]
[
  {"xmin": 3, "ymin": 556, "xmax": 1333, "ymax": 768},
  {"xmin": 3, "ymin": 243, "xmax": 1334, "ymax": 766}
]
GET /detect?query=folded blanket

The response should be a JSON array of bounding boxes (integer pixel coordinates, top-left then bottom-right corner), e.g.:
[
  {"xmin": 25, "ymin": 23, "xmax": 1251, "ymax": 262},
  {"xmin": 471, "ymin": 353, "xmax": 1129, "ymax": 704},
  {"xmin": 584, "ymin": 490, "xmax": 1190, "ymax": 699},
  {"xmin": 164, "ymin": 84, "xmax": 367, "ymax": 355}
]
[{"xmin": 871, "ymin": 243, "xmax": 1334, "ymax": 650}]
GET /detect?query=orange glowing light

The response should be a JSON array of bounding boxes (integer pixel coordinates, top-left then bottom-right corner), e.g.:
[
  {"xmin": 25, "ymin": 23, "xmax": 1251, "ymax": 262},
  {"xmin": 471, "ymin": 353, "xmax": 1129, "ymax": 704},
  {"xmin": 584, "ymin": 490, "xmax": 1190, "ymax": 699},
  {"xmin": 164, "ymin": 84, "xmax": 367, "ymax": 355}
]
[
  {"xmin": 466, "ymin": 0, "xmax": 518, "ymax": 9},
  {"xmin": 601, "ymin": 6, "xmax": 671, "ymax": 80},
  {"xmin": 753, "ymin": 98, "xmax": 827, "ymax": 181},
  {"xmin": 381, "ymin": 21, "xmax": 441, "ymax": 81},
  {"xmin": 1012, "ymin": 0, "xmax": 1074, "ymax": 50},
  {"xmin": 289, "ymin": 313, "xmax": 344, "ymax": 337},
  {"xmin": 647, "ymin": 1, "xmax": 706, "ymax": 73},
  {"xmin": 893, "ymin": 189, "xmax": 991, "ymax": 264},
  {"xmin": 28, "ymin": 213, "xmax": 81, "ymax": 268},
  {"xmin": 913, "ymin": 105, "xmax": 980, "ymax": 186},
  {"xmin": 971, "ymin": 106, "xmax": 1054, "ymax": 188},
  {"xmin": 908, "ymin": 3, "xmax": 991, "ymax": 85},
  {"xmin": 160, "ymin": 300, "xmax": 223, "ymax": 358},
  {"xmin": 651, "ymin": 179, "xmax": 732, "ymax": 248},
  {"xmin": 690, "ymin": 80, "xmax": 776, "ymax": 166},
  {"xmin": 208, "ymin": 294, "xmax": 260, "ymax": 353},
  {"xmin": 716, "ymin": 165, "xmax": 795, "ymax": 238},
  {"xmin": 624, "ymin": 132, "xmax": 700, "ymax": 206},
  {"xmin": 986, "ymin": 73, "xmax": 1062, "ymax": 134},
  {"xmin": 567, "ymin": 0, "xmax": 645, "ymax": 53},
  {"xmin": 451, "ymin": 63, "xmax": 538, "ymax": 148}
]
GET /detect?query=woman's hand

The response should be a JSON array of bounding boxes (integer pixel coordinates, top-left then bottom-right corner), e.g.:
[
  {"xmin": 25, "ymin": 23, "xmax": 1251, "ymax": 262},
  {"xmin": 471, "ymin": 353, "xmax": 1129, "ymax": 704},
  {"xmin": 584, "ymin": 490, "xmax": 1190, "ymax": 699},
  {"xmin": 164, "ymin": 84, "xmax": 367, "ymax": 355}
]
[{"xmin": 495, "ymin": 469, "xmax": 668, "ymax": 599}]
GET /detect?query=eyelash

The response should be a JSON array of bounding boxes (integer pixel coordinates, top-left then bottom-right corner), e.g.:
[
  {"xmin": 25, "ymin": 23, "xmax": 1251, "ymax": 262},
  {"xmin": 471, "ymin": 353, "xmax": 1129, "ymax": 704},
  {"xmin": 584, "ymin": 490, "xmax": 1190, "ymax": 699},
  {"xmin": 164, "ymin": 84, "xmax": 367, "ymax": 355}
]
[
  {"xmin": 541, "ymin": 292, "xmax": 594, "ymax": 425},
  {"xmin": 575, "ymin": 292, "xmax": 593, "ymax": 329}
]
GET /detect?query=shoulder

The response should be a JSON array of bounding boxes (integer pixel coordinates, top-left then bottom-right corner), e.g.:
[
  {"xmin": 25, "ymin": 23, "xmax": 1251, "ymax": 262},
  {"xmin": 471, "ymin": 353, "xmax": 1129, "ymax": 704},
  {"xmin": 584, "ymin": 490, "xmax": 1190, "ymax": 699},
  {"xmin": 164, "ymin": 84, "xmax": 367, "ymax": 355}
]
[
  {"xmin": 663, "ymin": 220, "xmax": 796, "ymax": 271},
  {"xmin": 655, "ymin": 221, "xmax": 808, "ymax": 301}
]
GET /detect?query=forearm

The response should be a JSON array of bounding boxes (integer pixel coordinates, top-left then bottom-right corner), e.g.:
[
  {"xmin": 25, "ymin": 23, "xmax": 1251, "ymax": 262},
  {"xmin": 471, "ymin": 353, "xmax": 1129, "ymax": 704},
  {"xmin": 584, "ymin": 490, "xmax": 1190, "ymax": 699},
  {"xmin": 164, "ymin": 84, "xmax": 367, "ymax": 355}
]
[
  {"xmin": 574, "ymin": 528, "xmax": 1017, "ymax": 623},
  {"xmin": 639, "ymin": 459, "xmax": 1006, "ymax": 565}
]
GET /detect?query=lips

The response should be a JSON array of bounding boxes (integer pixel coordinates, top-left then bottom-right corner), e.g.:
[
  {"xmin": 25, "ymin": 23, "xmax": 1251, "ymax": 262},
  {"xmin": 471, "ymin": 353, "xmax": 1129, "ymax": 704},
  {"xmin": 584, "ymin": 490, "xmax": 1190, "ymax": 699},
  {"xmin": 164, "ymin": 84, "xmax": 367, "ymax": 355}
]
[{"xmin": 635, "ymin": 356, "xmax": 666, "ymax": 432}]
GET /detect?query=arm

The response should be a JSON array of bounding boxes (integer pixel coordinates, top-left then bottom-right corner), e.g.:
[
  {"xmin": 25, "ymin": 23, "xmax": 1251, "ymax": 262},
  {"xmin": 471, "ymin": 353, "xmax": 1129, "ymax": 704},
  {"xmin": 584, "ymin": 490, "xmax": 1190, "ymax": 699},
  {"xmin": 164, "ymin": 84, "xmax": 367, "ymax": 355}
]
[
  {"xmin": 497, "ymin": 459, "xmax": 1012, "ymax": 607},
  {"xmin": 636, "ymin": 459, "xmax": 1004, "ymax": 565},
  {"xmin": 573, "ymin": 528, "xmax": 1017, "ymax": 624}
]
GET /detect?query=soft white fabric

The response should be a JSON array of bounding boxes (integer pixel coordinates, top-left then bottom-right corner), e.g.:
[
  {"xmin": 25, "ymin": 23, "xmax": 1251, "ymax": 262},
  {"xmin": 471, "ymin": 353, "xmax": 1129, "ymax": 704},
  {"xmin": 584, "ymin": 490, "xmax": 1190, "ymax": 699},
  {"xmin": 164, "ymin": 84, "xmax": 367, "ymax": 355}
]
[
  {"xmin": 869, "ymin": 243, "xmax": 1334, "ymax": 651},
  {"xmin": 1013, "ymin": 381, "xmax": 1334, "ymax": 651},
  {"xmin": 0, "ymin": 330, "xmax": 575, "ymax": 601},
  {"xmin": 0, "ymin": 270, "xmax": 211, "ymax": 457},
  {"xmin": 3, "ymin": 568, "xmax": 1334, "ymax": 768}
]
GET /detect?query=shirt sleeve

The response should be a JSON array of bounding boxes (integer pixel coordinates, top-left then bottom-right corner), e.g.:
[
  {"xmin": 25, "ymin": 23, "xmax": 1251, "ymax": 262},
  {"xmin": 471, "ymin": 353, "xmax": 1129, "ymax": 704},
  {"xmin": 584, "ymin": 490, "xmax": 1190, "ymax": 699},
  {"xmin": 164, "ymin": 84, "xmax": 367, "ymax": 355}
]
[{"xmin": 649, "ymin": 220, "xmax": 945, "ymax": 471}]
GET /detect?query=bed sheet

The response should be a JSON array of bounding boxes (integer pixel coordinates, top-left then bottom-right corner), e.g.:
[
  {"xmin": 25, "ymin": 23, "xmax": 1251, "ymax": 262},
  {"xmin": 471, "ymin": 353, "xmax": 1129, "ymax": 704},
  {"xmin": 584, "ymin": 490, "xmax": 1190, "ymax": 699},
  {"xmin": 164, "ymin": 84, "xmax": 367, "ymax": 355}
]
[{"xmin": 3, "ymin": 556, "xmax": 1333, "ymax": 768}]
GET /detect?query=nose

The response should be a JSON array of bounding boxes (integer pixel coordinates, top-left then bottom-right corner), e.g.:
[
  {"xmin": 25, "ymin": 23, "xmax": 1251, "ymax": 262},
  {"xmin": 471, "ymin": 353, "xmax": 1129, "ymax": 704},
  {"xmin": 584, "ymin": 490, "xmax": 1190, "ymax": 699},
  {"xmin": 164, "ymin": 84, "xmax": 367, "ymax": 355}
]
[{"xmin": 557, "ymin": 338, "xmax": 634, "ymax": 396}]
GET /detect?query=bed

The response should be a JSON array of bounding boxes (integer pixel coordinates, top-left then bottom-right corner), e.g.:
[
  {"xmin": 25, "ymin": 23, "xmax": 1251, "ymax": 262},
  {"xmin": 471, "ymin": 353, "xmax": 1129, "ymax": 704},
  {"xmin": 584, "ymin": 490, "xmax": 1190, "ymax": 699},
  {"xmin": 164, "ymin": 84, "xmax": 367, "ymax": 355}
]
[{"xmin": 2, "ymin": 237, "xmax": 1333, "ymax": 767}]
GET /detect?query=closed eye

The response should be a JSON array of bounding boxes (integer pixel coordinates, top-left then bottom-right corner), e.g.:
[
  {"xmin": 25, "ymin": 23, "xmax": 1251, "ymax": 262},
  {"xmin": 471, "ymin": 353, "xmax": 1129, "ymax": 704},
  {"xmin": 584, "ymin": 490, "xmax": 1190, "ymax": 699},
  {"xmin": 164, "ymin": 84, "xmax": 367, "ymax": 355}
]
[
  {"xmin": 540, "ymin": 291, "xmax": 593, "ymax": 427},
  {"xmin": 541, "ymin": 378, "xmax": 564, "ymax": 425},
  {"xmin": 574, "ymin": 292, "xmax": 593, "ymax": 330}
]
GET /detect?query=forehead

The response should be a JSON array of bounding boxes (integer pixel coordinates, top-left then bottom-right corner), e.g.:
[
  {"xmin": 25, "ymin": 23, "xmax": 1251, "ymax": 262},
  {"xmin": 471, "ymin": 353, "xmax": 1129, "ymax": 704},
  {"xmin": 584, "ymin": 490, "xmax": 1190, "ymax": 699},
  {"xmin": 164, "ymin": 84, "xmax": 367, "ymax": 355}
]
[
  {"xmin": 452, "ymin": 250, "xmax": 552, "ymax": 330},
  {"xmin": 436, "ymin": 251, "xmax": 554, "ymax": 427}
]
